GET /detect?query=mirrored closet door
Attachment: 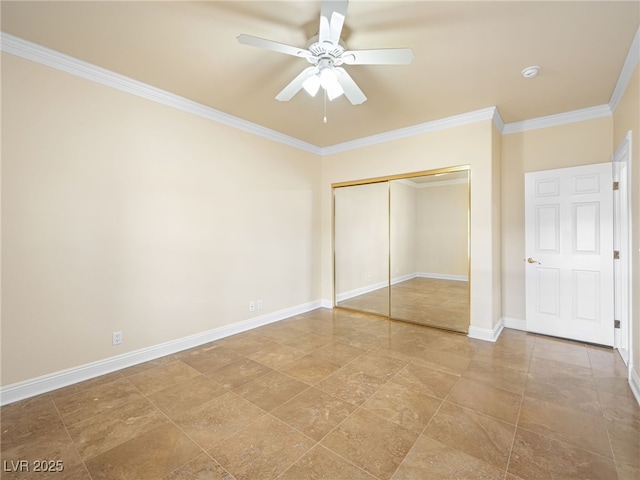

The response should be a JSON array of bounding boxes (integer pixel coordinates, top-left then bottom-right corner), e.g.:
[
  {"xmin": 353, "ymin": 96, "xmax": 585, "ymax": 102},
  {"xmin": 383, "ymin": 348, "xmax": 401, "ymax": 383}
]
[
  {"xmin": 334, "ymin": 181, "xmax": 390, "ymax": 317},
  {"xmin": 333, "ymin": 168, "xmax": 470, "ymax": 333}
]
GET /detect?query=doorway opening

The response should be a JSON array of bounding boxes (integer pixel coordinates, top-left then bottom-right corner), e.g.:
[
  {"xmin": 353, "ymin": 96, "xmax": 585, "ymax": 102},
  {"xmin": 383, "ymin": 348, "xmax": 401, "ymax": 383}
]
[{"xmin": 613, "ymin": 131, "xmax": 633, "ymax": 366}]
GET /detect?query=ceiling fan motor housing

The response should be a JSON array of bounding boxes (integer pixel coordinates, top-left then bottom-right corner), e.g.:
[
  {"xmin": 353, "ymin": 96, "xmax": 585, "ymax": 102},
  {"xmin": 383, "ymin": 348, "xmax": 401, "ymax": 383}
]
[{"xmin": 306, "ymin": 35, "xmax": 347, "ymax": 66}]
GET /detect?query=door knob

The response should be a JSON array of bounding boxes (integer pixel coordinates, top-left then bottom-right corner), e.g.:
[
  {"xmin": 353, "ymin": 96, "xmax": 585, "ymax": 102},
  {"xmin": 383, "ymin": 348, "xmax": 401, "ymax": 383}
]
[{"xmin": 526, "ymin": 257, "xmax": 541, "ymax": 264}]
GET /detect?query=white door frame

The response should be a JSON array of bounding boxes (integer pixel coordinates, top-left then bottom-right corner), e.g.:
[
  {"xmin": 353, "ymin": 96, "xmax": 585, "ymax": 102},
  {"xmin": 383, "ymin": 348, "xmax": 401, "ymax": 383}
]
[{"xmin": 613, "ymin": 131, "xmax": 633, "ymax": 366}]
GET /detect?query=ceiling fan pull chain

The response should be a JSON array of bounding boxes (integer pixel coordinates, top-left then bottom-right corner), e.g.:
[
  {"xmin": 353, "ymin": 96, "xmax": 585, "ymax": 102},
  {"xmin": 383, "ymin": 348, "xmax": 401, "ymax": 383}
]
[{"xmin": 323, "ymin": 89, "xmax": 328, "ymax": 123}]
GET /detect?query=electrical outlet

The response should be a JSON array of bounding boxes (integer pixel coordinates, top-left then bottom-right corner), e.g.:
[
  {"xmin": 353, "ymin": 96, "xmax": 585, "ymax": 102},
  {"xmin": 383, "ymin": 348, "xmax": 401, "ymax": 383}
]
[
  {"xmin": 257, "ymin": 299, "xmax": 263, "ymax": 310},
  {"xmin": 112, "ymin": 331, "xmax": 122, "ymax": 345},
  {"xmin": 249, "ymin": 301, "xmax": 256, "ymax": 312}
]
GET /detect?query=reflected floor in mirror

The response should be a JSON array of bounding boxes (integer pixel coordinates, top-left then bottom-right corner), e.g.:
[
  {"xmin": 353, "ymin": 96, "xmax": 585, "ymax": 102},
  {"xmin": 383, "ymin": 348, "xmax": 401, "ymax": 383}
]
[
  {"xmin": 337, "ymin": 286, "xmax": 390, "ymax": 318},
  {"xmin": 337, "ymin": 277, "xmax": 469, "ymax": 333}
]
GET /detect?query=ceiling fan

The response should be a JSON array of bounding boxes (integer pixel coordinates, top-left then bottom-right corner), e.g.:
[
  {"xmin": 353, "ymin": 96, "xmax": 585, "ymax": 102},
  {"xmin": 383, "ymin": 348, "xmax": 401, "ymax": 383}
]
[{"xmin": 237, "ymin": 0, "xmax": 414, "ymax": 105}]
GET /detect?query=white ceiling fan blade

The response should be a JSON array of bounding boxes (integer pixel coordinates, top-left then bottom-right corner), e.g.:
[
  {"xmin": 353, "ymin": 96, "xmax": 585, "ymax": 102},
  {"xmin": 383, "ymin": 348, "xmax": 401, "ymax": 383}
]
[
  {"xmin": 276, "ymin": 67, "xmax": 318, "ymax": 101},
  {"xmin": 334, "ymin": 67, "xmax": 367, "ymax": 105},
  {"xmin": 342, "ymin": 48, "xmax": 414, "ymax": 65},
  {"xmin": 329, "ymin": 12, "xmax": 346, "ymax": 45},
  {"xmin": 319, "ymin": 0, "xmax": 348, "ymax": 45},
  {"xmin": 237, "ymin": 34, "xmax": 311, "ymax": 59}
]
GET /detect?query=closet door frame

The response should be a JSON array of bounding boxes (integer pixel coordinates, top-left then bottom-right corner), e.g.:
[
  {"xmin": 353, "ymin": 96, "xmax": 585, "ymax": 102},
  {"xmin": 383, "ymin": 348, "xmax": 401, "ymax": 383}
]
[{"xmin": 332, "ymin": 165, "xmax": 471, "ymax": 329}]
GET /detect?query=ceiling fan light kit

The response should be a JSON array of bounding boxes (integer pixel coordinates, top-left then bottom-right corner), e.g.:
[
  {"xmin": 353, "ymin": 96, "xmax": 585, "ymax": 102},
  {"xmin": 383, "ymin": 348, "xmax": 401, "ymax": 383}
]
[
  {"xmin": 302, "ymin": 74, "xmax": 321, "ymax": 96},
  {"xmin": 237, "ymin": 0, "xmax": 414, "ymax": 106}
]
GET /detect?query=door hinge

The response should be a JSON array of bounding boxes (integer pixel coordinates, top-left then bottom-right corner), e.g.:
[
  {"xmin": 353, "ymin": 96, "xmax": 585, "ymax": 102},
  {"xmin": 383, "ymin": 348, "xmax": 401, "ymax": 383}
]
[
  {"xmin": 614, "ymin": 250, "xmax": 620, "ymax": 260},
  {"xmin": 613, "ymin": 181, "xmax": 619, "ymax": 190},
  {"xmin": 614, "ymin": 320, "xmax": 621, "ymax": 329}
]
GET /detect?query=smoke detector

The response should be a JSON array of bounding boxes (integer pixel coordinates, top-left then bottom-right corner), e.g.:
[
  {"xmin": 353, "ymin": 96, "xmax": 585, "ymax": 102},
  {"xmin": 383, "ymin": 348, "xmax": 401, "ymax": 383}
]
[{"xmin": 521, "ymin": 65, "xmax": 540, "ymax": 79}]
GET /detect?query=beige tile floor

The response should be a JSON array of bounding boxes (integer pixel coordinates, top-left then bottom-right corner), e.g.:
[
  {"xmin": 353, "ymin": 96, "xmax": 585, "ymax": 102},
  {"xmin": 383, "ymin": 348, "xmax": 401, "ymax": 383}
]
[
  {"xmin": 337, "ymin": 278, "xmax": 470, "ymax": 333},
  {"xmin": 1, "ymin": 308, "xmax": 639, "ymax": 480}
]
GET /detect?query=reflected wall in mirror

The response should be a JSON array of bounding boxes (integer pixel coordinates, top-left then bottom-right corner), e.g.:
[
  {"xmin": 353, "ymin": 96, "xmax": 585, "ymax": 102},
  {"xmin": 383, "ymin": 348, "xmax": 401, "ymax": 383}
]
[
  {"xmin": 334, "ymin": 182, "xmax": 389, "ymax": 317},
  {"xmin": 390, "ymin": 171, "xmax": 469, "ymax": 332},
  {"xmin": 333, "ymin": 168, "xmax": 469, "ymax": 333}
]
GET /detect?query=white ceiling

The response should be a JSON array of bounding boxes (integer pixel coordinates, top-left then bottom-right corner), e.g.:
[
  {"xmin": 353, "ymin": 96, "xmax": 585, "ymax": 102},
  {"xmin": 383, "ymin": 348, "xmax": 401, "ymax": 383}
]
[{"xmin": 2, "ymin": 1, "xmax": 638, "ymax": 147}]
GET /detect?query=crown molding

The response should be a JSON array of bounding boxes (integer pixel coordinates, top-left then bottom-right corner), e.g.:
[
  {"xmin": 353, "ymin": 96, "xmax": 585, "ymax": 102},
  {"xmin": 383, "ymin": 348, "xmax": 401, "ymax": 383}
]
[
  {"xmin": 502, "ymin": 104, "xmax": 612, "ymax": 135},
  {"xmin": 501, "ymin": 25, "xmax": 639, "ymax": 136},
  {"xmin": 609, "ymin": 25, "xmax": 640, "ymax": 113},
  {"xmin": 0, "ymin": 32, "xmax": 322, "ymax": 156},
  {"xmin": 321, "ymin": 106, "xmax": 500, "ymax": 155},
  {"xmin": 491, "ymin": 108, "xmax": 505, "ymax": 134},
  {"xmin": 2, "ymin": 28, "xmax": 636, "ymax": 152},
  {"xmin": 3, "ymin": 31, "xmax": 498, "ymax": 156}
]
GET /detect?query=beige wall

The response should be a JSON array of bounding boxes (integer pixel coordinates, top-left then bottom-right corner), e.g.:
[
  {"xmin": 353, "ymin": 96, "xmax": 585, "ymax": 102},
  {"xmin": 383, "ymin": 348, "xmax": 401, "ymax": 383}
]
[
  {"xmin": 1, "ymin": 54, "xmax": 321, "ymax": 385},
  {"xmin": 4, "ymin": 46, "xmax": 637, "ymax": 393},
  {"xmin": 613, "ymin": 64, "xmax": 640, "ymax": 376},
  {"xmin": 321, "ymin": 121, "xmax": 501, "ymax": 333},
  {"xmin": 415, "ymin": 182, "xmax": 468, "ymax": 277},
  {"xmin": 334, "ymin": 182, "xmax": 389, "ymax": 295},
  {"xmin": 390, "ymin": 181, "xmax": 417, "ymax": 280},
  {"xmin": 500, "ymin": 116, "xmax": 614, "ymax": 322},
  {"xmin": 491, "ymin": 124, "xmax": 503, "ymax": 325}
]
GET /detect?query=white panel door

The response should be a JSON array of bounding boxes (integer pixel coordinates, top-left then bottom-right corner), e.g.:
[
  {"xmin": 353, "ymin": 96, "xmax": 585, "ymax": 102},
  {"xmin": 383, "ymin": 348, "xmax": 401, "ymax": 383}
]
[{"xmin": 525, "ymin": 163, "xmax": 614, "ymax": 346}]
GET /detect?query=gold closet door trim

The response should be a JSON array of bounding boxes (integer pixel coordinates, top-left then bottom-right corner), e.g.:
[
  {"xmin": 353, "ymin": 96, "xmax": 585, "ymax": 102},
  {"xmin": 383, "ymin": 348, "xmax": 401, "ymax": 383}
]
[
  {"xmin": 332, "ymin": 165, "xmax": 471, "ymax": 333},
  {"xmin": 331, "ymin": 165, "xmax": 470, "ymax": 188}
]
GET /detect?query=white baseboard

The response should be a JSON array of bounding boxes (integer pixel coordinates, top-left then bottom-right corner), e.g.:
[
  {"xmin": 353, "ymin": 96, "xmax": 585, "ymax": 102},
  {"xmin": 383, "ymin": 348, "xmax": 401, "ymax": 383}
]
[
  {"xmin": 320, "ymin": 299, "xmax": 334, "ymax": 309},
  {"xmin": 417, "ymin": 272, "xmax": 468, "ymax": 282},
  {"xmin": 630, "ymin": 366, "xmax": 640, "ymax": 407},
  {"xmin": 336, "ymin": 280, "xmax": 388, "ymax": 302},
  {"xmin": 468, "ymin": 318, "xmax": 504, "ymax": 343},
  {"xmin": 0, "ymin": 300, "xmax": 324, "ymax": 406},
  {"xmin": 336, "ymin": 272, "xmax": 467, "ymax": 303},
  {"xmin": 336, "ymin": 273, "xmax": 422, "ymax": 303},
  {"xmin": 502, "ymin": 317, "xmax": 527, "ymax": 331},
  {"xmin": 391, "ymin": 272, "xmax": 418, "ymax": 286}
]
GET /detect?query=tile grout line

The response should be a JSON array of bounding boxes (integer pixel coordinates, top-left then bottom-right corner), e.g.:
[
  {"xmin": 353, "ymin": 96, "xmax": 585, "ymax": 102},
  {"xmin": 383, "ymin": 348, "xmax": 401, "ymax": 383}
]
[
  {"xmin": 429, "ymin": 333, "xmax": 530, "ymax": 473},
  {"xmin": 385, "ymin": 346, "xmax": 483, "ymax": 480},
  {"xmin": 502, "ymin": 339, "xmax": 535, "ymax": 480},
  {"xmin": 518, "ymin": 340, "xmax": 625, "ymax": 472},
  {"xmin": 168, "ymin": 337, "xmax": 374, "ymax": 480},
  {"xmin": 49, "ymin": 373, "xmax": 150, "ymax": 473},
  {"xmin": 158, "ymin": 367, "xmax": 326, "ymax": 478},
  {"xmin": 215, "ymin": 345, "xmax": 397, "ymax": 480},
  {"xmin": 246, "ymin": 324, "xmax": 364, "ymax": 456},
  {"xmin": 300, "ymin": 356, "xmax": 417, "ymax": 480},
  {"xmin": 273, "ymin": 413, "xmax": 381, "ymax": 480},
  {"xmin": 586, "ymin": 343, "xmax": 624, "ymax": 480},
  {"xmin": 375, "ymin": 358, "xmax": 450, "ymax": 480},
  {"xmin": 598, "ymin": 389, "xmax": 625, "ymax": 480},
  {"xmin": 231, "ymin": 411, "xmax": 319, "ymax": 480},
  {"xmin": 122, "ymin": 371, "xmax": 219, "ymax": 479},
  {"xmin": 312, "ymin": 400, "xmax": 387, "ymax": 480},
  {"xmin": 6, "ymin": 315, "xmax": 636, "ymax": 479},
  {"xmin": 118, "ymin": 360, "xmax": 284, "ymax": 478},
  {"xmin": 50, "ymin": 397, "xmax": 96, "ymax": 480},
  {"xmin": 175, "ymin": 325, "xmax": 377, "ymax": 476}
]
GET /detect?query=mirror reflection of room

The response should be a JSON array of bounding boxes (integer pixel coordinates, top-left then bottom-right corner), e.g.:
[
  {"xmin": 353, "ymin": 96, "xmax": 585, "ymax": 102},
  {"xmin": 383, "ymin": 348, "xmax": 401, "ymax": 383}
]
[
  {"xmin": 390, "ymin": 172, "xmax": 469, "ymax": 332},
  {"xmin": 334, "ymin": 169, "xmax": 469, "ymax": 333},
  {"xmin": 334, "ymin": 181, "xmax": 390, "ymax": 317}
]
